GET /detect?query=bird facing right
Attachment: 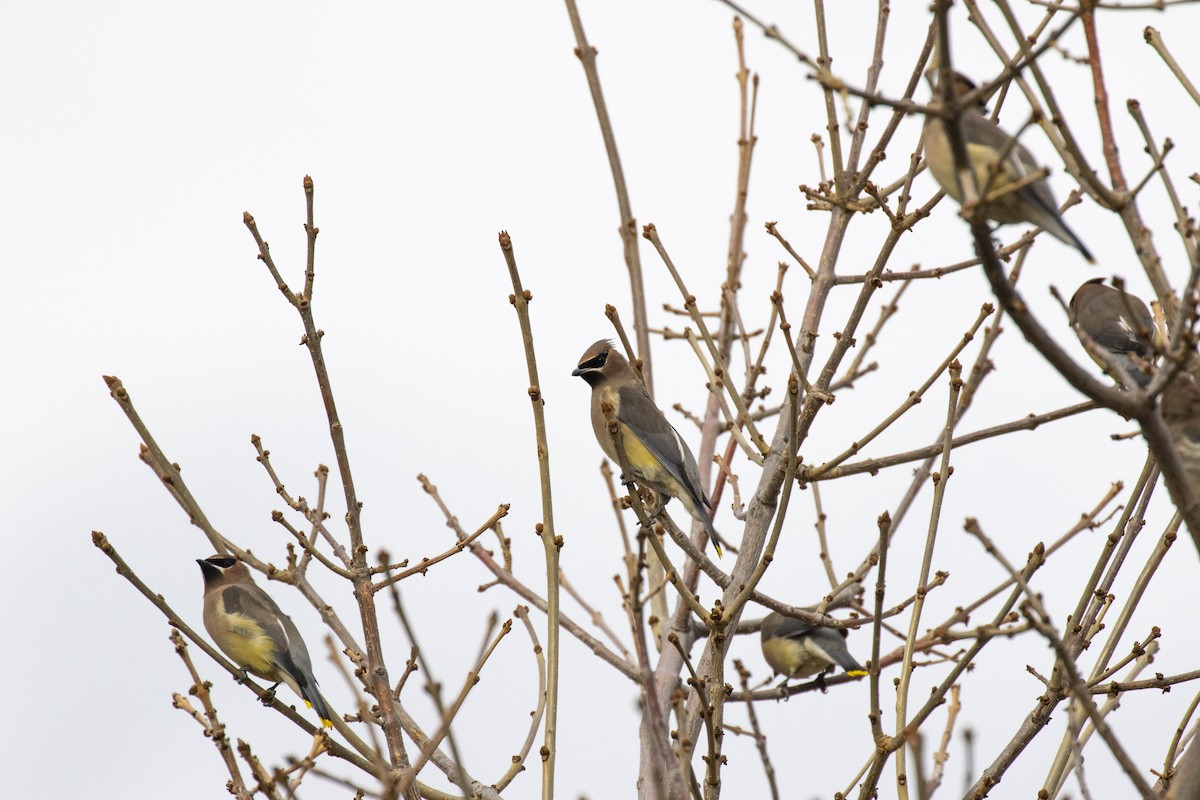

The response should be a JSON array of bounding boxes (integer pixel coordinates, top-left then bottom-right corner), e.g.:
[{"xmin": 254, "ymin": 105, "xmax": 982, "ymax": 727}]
[
  {"xmin": 1069, "ymin": 278, "xmax": 1158, "ymax": 388},
  {"xmin": 922, "ymin": 71, "xmax": 1094, "ymax": 263},
  {"xmin": 198, "ymin": 555, "xmax": 334, "ymax": 728},
  {"xmin": 760, "ymin": 611, "xmax": 867, "ymax": 684}
]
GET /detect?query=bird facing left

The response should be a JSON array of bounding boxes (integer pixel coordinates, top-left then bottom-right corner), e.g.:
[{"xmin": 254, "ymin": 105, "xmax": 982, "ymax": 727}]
[
  {"xmin": 197, "ymin": 555, "xmax": 334, "ymax": 728},
  {"xmin": 572, "ymin": 339, "xmax": 723, "ymax": 557}
]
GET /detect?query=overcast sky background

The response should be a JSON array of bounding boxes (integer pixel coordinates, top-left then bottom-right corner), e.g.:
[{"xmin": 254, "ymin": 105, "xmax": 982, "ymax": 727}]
[{"xmin": 4, "ymin": 2, "xmax": 1199, "ymax": 798}]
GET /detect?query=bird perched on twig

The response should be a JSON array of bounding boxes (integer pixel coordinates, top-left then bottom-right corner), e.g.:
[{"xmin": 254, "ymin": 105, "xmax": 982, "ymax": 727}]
[
  {"xmin": 1069, "ymin": 277, "xmax": 1158, "ymax": 388},
  {"xmin": 760, "ymin": 611, "xmax": 868, "ymax": 689},
  {"xmin": 923, "ymin": 71, "xmax": 1094, "ymax": 263},
  {"xmin": 573, "ymin": 339, "xmax": 723, "ymax": 557},
  {"xmin": 198, "ymin": 555, "xmax": 334, "ymax": 728}
]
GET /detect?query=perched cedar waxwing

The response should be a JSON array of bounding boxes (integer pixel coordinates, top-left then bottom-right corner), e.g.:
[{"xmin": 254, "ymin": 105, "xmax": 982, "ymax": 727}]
[
  {"xmin": 760, "ymin": 611, "xmax": 868, "ymax": 683},
  {"xmin": 198, "ymin": 556, "xmax": 334, "ymax": 728},
  {"xmin": 572, "ymin": 339, "xmax": 723, "ymax": 557},
  {"xmin": 1069, "ymin": 278, "xmax": 1158, "ymax": 388},
  {"xmin": 923, "ymin": 71, "xmax": 1094, "ymax": 263},
  {"xmin": 1161, "ymin": 371, "xmax": 1200, "ymax": 494}
]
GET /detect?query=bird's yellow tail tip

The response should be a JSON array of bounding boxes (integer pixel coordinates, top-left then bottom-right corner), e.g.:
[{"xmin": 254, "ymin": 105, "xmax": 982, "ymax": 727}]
[
  {"xmin": 321, "ymin": 718, "xmax": 334, "ymax": 729},
  {"xmin": 714, "ymin": 543, "xmax": 724, "ymax": 559},
  {"xmin": 847, "ymin": 669, "xmax": 869, "ymax": 678}
]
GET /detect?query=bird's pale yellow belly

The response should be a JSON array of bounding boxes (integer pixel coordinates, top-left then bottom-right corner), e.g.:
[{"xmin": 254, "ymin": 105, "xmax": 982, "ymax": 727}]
[{"xmin": 220, "ymin": 614, "xmax": 279, "ymax": 678}]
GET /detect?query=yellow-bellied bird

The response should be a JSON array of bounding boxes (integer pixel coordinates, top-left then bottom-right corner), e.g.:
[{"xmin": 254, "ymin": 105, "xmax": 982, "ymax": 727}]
[
  {"xmin": 760, "ymin": 611, "xmax": 867, "ymax": 684},
  {"xmin": 1070, "ymin": 278, "xmax": 1157, "ymax": 388},
  {"xmin": 198, "ymin": 556, "xmax": 334, "ymax": 728},
  {"xmin": 1162, "ymin": 371, "xmax": 1200, "ymax": 495},
  {"xmin": 923, "ymin": 71, "xmax": 1094, "ymax": 263},
  {"xmin": 573, "ymin": 339, "xmax": 723, "ymax": 557}
]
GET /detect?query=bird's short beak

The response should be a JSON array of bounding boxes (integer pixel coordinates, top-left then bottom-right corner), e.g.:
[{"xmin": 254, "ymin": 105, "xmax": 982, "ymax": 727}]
[
  {"xmin": 571, "ymin": 367, "xmax": 583, "ymax": 377},
  {"xmin": 197, "ymin": 558, "xmax": 219, "ymax": 582}
]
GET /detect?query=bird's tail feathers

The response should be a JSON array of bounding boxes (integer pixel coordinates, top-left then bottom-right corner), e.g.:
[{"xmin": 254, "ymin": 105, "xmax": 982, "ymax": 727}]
[
  {"xmin": 703, "ymin": 514, "xmax": 724, "ymax": 559},
  {"xmin": 696, "ymin": 506, "xmax": 720, "ymax": 556},
  {"xmin": 833, "ymin": 653, "xmax": 868, "ymax": 678},
  {"xmin": 1025, "ymin": 189, "xmax": 1094, "ymax": 263},
  {"xmin": 304, "ymin": 688, "xmax": 335, "ymax": 729},
  {"xmin": 679, "ymin": 485, "xmax": 724, "ymax": 558},
  {"xmin": 810, "ymin": 629, "xmax": 867, "ymax": 677},
  {"xmin": 1055, "ymin": 221, "xmax": 1095, "ymax": 264},
  {"xmin": 1121, "ymin": 355, "xmax": 1153, "ymax": 389},
  {"xmin": 844, "ymin": 665, "xmax": 869, "ymax": 678},
  {"xmin": 283, "ymin": 665, "xmax": 334, "ymax": 729},
  {"xmin": 276, "ymin": 660, "xmax": 334, "ymax": 729}
]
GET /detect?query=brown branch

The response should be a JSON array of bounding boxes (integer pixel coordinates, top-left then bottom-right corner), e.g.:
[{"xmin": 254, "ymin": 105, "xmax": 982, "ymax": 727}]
[
  {"xmin": 1079, "ymin": 3, "xmax": 1127, "ymax": 192},
  {"xmin": 497, "ymin": 231, "xmax": 562, "ymax": 798},
  {"xmin": 102, "ymin": 376, "xmax": 227, "ymax": 553},
  {"xmin": 373, "ymin": 505, "xmax": 508, "ymax": 592},
  {"xmin": 733, "ymin": 659, "xmax": 779, "ymax": 800},
  {"xmin": 243, "ymin": 181, "xmax": 414, "ymax": 794},
  {"xmin": 169, "ymin": 629, "xmax": 255, "ymax": 800},
  {"xmin": 764, "ymin": 222, "xmax": 816, "ymax": 280},
  {"xmin": 810, "ymin": 401, "xmax": 1098, "ymax": 480},
  {"xmin": 562, "ymin": 0, "xmax": 652, "ymax": 392},
  {"xmin": 417, "ymin": 474, "xmax": 639, "ymax": 682},
  {"xmin": 494, "ymin": 606, "xmax": 549, "ymax": 793},
  {"xmin": 804, "ymin": 305, "xmax": 991, "ymax": 480},
  {"xmin": 395, "ymin": 619, "xmax": 514, "ymax": 798},
  {"xmin": 712, "ymin": 0, "xmax": 816, "ymax": 67}
]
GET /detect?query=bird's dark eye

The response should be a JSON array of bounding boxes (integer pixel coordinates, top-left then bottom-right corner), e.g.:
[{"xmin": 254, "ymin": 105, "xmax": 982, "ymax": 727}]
[
  {"xmin": 579, "ymin": 351, "xmax": 608, "ymax": 371},
  {"xmin": 208, "ymin": 556, "xmax": 238, "ymax": 568}
]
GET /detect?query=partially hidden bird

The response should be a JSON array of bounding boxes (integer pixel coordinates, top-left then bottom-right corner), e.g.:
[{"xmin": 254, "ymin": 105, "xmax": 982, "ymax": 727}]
[
  {"xmin": 198, "ymin": 555, "xmax": 334, "ymax": 728},
  {"xmin": 760, "ymin": 611, "xmax": 868, "ymax": 685},
  {"xmin": 1069, "ymin": 277, "xmax": 1158, "ymax": 388},
  {"xmin": 572, "ymin": 339, "xmax": 723, "ymax": 557},
  {"xmin": 1161, "ymin": 370, "xmax": 1200, "ymax": 496},
  {"xmin": 923, "ymin": 71, "xmax": 1094, "ymax": 263}
]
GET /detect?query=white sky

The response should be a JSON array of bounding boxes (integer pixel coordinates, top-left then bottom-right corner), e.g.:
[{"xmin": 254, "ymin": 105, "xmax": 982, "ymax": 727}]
[{"xmin": 4, "ymin": 2, "xmax": 1199, "ymax": 798}]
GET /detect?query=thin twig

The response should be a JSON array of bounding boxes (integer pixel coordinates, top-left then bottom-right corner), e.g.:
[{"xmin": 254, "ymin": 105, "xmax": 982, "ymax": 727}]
[{"xmin": 498, "ymin": 230, "xmax": 562, "ymax": 799}]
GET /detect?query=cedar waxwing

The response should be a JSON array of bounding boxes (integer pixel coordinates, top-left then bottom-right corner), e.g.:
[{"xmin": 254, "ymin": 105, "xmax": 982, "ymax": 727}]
[
  {"xmin": 923, "ymin": 72, "xmax": 1094, "ymax": 263},
  {"xmin": 572, "ymin": 339, "xmax": 723, "ymax": 557},
  {"xmin": 1069, "ymin": 278, "xmax": 1157, "ymax": 388},
  {"xmin": 1161, "ymin": 371, "xmax": 1200, "ymax": 494},
  {"xmin": 198, "ymin": 556, "xmax": 334, "ymax": 728},
  {"xmin": 760, "ymin": 611, "xmax": 868, "ymax": 683}
]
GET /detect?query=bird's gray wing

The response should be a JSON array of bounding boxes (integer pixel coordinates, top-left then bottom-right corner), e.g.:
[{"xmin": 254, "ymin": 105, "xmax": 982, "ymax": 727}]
[
  {"xmin": 221, "ymin": 585, "xmax": 299, "ymax": 666},
  {"xmin": 1091, "ymin": 312, "xmax": 1153, "ymax": 358},
  {"xmin": 960, "ymin": 113, "xmax": 1062, "ymax": 218},
  {"xmin": 1124, "ymin": 302, "xmax": 1157, "ymax": 357},
  {"xmin": 960, "ymin": 114, "xmax": 1038, "ymax": 178},
  {"xmin": 275, "ymin": 613, "xmax": 318, "ymax": 680},
  {"xmin": 617, "ymin": 384, "xmax": 711, "ymax": 509},
  {"xmin": 769, "ymin": 614, "xmax": 817, "ymax": 642}
]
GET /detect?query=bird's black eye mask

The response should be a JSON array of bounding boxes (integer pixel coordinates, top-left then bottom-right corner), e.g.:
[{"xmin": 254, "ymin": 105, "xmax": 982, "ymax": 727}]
[
  {"xmin": 206, "ymin": 556, "xmax": 238, "ymax": 569},
  {"xmin": 578, "ymin": 350, "xmax": 608, "ymax": 371}
]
